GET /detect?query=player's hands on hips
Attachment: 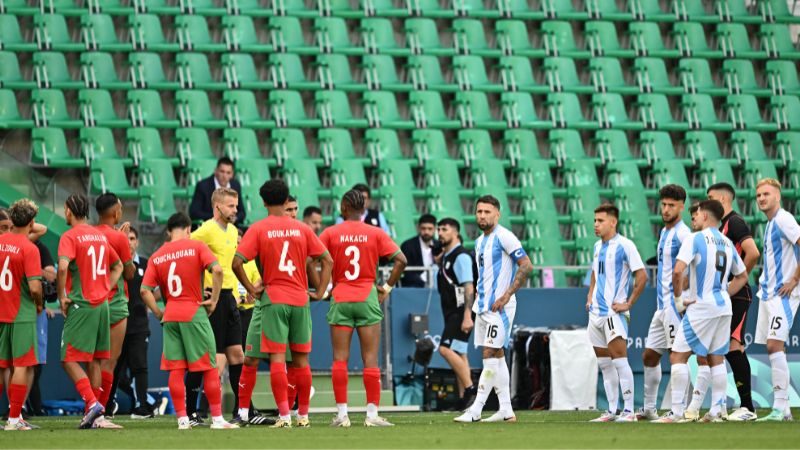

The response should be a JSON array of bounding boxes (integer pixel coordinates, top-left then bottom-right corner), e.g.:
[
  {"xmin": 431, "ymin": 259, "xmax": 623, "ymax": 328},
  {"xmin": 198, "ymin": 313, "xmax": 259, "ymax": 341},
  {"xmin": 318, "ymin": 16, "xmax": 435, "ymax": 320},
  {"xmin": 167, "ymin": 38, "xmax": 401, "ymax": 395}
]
[
  {"xmin": 200, "ymin": 299, "xmax": 216, "ymax": 316},
  {"xmin": 461, "ymin": 314, "xmax": 474, "ymax": 333},
  {"xmin": 45, "ymin": 308, "xmax": 55, "ymax": 319},
  {"xmin": 308, "ymin": 289, "xmax": 325, "ymax": 301},
  {"xmin": 249, "ymin": 280, "xmax": 265, "ymax": 299},
  {"xmin": 778, "ymin": 277, "xmax": 799, "ymax": 297},
  {"xmin": 491, "ymin": 293, "xmax": 510, "ymax": 312},
  {"xmin": 377, "ymin": 285, "xmax": 390, "ymax": 304},
  {"xmin": 59, "ymin": 297, "xmax": 71, "ymax": 316},
  {"xmin": 612, "ymin": 301, "xmax": 631, "ymax": 313}
]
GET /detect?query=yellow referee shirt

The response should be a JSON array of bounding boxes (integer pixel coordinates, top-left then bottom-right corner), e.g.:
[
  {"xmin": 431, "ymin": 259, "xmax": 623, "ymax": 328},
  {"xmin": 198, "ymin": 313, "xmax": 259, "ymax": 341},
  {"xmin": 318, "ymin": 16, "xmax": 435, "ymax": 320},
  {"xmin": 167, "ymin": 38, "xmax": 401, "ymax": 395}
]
[
  {"xmin": 191, "ymin": 219, "xmax": 239, "ymax": 290},
  {"xmin": 237, "ymin": 260, "xmax": 261, "ymax": 311}
]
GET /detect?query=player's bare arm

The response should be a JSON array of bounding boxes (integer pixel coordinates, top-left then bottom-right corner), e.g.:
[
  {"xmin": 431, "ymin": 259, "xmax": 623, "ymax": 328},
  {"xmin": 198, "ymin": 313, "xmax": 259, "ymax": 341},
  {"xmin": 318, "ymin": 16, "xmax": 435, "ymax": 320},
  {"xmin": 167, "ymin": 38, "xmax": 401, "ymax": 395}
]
[
  {"xmin": 491, "ymin": 255, "xmax": 532, "ymax": 312},
  {"xmin": 122, "ymin": 260, "xmax": 136, "ymax": 282},
  {"xmin": 200, "ymin": 263, "xmax": 223, "ymax": 315},
  {"xmin": 672, "ymin": 260, "xmax": 692, "ymax": 307},
  {"xmin": 28, "ymin": 278, "xmax": 43, "ymax": 315},
  {"xmin": 612, "ymin": 268, "xmax": 647, "ymax": 312},
  {"xmin": 378, "ymin": 251, "xmax": 407, "ymax": 303},
  {"xmin": 586, "ymin": 271, "xmax": 595, "ymax": 311},
  {"xmin": 232, "ymin": 255, "xmax": 262, "ymax": 299},
  {"xmin": 740, "ymin": 237, "xmax": 760, "ymax": 273},
  {"xmin": 728, "ymin": 270, "xmax": 749, "ymax": 297},
  {"xmin": 140, "ymin": 288, "xmax": 163, "ymax": 321},
  {"xmin": 28, "ymin": 222, "xmax": 47, "ymax": 242},
  {"xmin": 56, "ymin": 257, "xmax": 71, "ymax": 316},
  {"xmin": 306, "ymin": 259, "xmax": 322, "ymax": 295},
  {"xmin": 309, "ymin": 251, "xmax": 333, "ymax": 301},
  {"xmin": 461, "ymin": 282, "xmax": 475, "ymax": 333},
  {"xmin": 109, "ymin": 260, "xmax": 124, "ymax": 289}
]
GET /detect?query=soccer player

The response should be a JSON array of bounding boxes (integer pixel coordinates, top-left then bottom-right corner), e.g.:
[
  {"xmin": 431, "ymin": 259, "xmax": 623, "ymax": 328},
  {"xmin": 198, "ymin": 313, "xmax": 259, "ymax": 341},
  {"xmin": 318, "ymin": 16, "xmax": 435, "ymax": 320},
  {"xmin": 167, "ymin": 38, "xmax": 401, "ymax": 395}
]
[
  {"xmin": 454, "ymin": 195, "xmax": 533, "ymax": 423},
  {"xmin": 753, "ymin": 178, "xmax": 800, "ymax": 422},
  {"xmin": 285, "ymin": 195, "xmax": 299, "ymax": 219},
  {"xmin": 639, "ymin": 185, "xmax": 691, "ymax": 421},
  {"xmin": 321, "ymin": 190, "xmax": 407, "ymax": 427},
  {"xmin": 140, "ymin": 212, "xmax": 237, "ymax": 430},
  {"xmin": 91, "ymin": 193, "xmax": 135, "ymax": 424},
  {"xmin": 0, "ymin": 200, "xmax": 44, "ymax": 431},
  {"xmin": 188, "ymin": 187, "xmax": 244, "ymax": 425},
  {"xmin": 233, "ymin": 179, "xmax": 333, "ymax": 428},
  {"xmin": 706, "ymin": 183, "xmax": 760, "ymax": 421},
  {"xmin": 57, "ymin": 194, "xmax": 124, "ymax": 429},
  {"xmin": 656, "ymin": 200, "xmax": 749, "ymax": 423},
  {"xmin": 585, "ymin": 203, "xmax": 647, "ymax": 423}
]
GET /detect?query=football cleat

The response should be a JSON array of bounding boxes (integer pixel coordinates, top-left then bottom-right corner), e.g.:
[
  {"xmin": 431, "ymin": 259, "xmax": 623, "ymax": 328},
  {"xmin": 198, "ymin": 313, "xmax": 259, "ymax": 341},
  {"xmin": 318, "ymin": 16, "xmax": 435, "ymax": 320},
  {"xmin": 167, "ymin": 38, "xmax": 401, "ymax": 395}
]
[
  {"xmin": 652, "ymin": 411, "xmax": 690, "ymax": 423},
  {"xmin": 636, "ymin": 408, "xmax": 659, "ymax": 421},
  {"xmin": 757, "ymin": 409, "xmax": 793, "ymax": 422},
  {"xmin": 727, "ymin": 407, "xmax": 757, "ymax": 422},
  {"xmin": 210, "ymin": 420, "xmax": 240, "ymax": 430},
  {"xmin": 615, "ymin": 410, "xmax": 638, "ymax": 422},
  {"xmin": 248, "ymin": 414, "xmax": 276, "ymax": 426},
  {"xmin": 588, "ymin": 411, "xmax": 617, "ymax": 422},
  {"xmin": 92, "ymin": 416, "xmax": 124, "ymax": 429},
  {"xmin": 4, "ymin": 421, "xmax": 32, "ymax": 431},
  {"xmin": 700, "ymin": 412, "xmax": 725, "ymax": 423},
  {"xmin": 178, "ymin": 417, "xmax": 191, "ymax": 430},
  {"xmin": 296, "ymin": 417, "xmax": 311, "ymax": 428},
  {"xmin": 270, "ymin": 418, "xmax": 292, "ymax": 428},
  {"xmin": 330, "ymin": 416, "xmax": 351, "ymax": 428},
  {"xmin": 364, "ymin": 416, "xmax": 395, "ymax": 427},
  {"xmin": 683, "ymin": 408, "xmax": 700, "ymax": 422},
  {"xmin": 79, "ymin": 402, "xmax": 105, "ymax": 430},
  {"xmin": 483, "ymin": 411, "xmax": 516, "ymax": 423},
  {"xmin": 188, "ymin": 413, "xmax": 209, "ymax": 428},
  {"xmin": 453, "ymin": 411, "xmax": 481, "ymax": 423}
]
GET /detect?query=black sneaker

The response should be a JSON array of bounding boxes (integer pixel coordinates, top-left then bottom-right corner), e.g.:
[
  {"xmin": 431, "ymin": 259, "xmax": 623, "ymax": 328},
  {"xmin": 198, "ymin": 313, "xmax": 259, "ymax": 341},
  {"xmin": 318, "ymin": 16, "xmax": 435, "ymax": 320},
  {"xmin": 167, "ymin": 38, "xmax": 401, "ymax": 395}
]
[
  {"xmin": 188, "ymin": 412, "xmax": 209, "ymax": 428},
  {"xmin": 131, "ymin": 406, "xmax": 155, "ymax": 420},
  {"xmin": 248, "ymin": 413, "xmax": 277, "ymax": 426},
  {"xmin": 229, "ymin": 416, "xmax": 248, "ymax": 427},
  {"xmin": 460, "ymin": 385, "xmax": 478, "ymax": 411}
]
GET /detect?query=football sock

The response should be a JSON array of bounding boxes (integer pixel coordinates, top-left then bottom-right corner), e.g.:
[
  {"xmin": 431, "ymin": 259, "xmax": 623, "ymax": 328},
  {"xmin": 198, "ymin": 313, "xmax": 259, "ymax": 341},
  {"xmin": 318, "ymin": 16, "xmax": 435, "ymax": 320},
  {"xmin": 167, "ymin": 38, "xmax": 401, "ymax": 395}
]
[
  {"xmin": 597, "ymin": 357, "xmax": 619, "ymax": 415},
  {"xmin": 363, "ymin": 367, "xmax": 381, "ymax": 419},
  {"xmin": 469, "ymin": 358, "xmax": 499, "ymax": 418},
  {"xmin": 270, "ymin": 362, "xmax": 290, "ymax": 417},
  {"xmin": 643, "ymin": 364, "xmax": 662, "ymax": 412},
  {"xmin": 185, "ymin": 371, "xmax": 203, "ymax": 416},
  {"xmin": 169, "ymin": 369, "xmax": 187, "ymax": 418},
  {"xmin": 670, "ymin": 363, "xmax": 689, "ymax": 416},
  {"xmin": 75, "ymin": 377, "xmax": 97, "ymax": 410},
  {"xmin": 238, "ymin": 364, "xmax": 257, "ymax": 412},
  {"xmin": 296, "ymin": 365, "xmax": 312, "ymax": 417},
  {"xmin": 228, "ymin": 363, "xmax": 243, "ymax": 415},
  {"xmin": 8, "ymin": 384, "xmax": 27, "ymax": 420},
  {"xmin": 688, "ymin": 365, "xmax": 711, "ymax": 411},
  {"xmin": 494, "ymin": 358, "xmax": 512, "ymax": 414},
  {"xmin": 709, "ymin": 364, "xmax": 728, "ymax": 417},
  {"xmin": 203, "ymin": 369, "xmax": 223, "ymax": 418},
  {"xmin": 613, "ymin": 358, "xmax": 634, "ymax": 413},
  {"xmin": 726, "ymin": 350, "xmax": 754, "ymax": 412},
  {"xmin": 770, "ymin": 351, "xmax": 789, "ymax": 412},
  {"xmin": 98, "ymin": 370, "xmax": 114, "ymax": 410},
  {"xmin": 332, "ymin": 360, "xmax": 349, "ymax": 408}
]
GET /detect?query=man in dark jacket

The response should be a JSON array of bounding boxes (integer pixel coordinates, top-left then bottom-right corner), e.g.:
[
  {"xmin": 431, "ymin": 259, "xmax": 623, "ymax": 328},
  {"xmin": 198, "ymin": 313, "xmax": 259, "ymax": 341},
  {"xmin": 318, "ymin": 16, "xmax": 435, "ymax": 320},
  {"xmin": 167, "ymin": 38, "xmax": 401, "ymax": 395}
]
[
  {"xmin": 400, "ymin": 214, "xmax": 441, "ymax": 287},
  {"xmin": 189, "ymin": 157, "xmax": 246, "ymax": 225}
]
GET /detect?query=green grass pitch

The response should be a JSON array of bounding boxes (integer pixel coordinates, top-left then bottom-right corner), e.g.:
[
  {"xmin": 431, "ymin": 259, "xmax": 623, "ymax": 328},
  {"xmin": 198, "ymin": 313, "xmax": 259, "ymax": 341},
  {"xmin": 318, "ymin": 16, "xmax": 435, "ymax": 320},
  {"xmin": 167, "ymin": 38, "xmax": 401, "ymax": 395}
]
[{"xmin": 4, "ymin": 410, "xmax": 800, "ymax": 449}]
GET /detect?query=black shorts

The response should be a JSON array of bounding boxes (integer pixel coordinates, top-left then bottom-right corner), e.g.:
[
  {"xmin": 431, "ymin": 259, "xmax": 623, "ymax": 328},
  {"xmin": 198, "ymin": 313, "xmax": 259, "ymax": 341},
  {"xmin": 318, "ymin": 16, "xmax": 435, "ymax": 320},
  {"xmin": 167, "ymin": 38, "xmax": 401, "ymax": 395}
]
[
  {"xmin": 122, "ymin": 332, "xmax": 149, "ymax": 372},
  {"xmin": 238, "ymin": 307, "xmax": 253, "ymax": 346},
  {"xmin": 730, "ymin": 297, "xmax": 752, "ymax": 344},
  {"xmin": 208, "ymin": 289, "xmax": 243, "ymax": 353},
  {"xmin": 440, "ymin": 310, "xmax": 474, "ymax": 355}
]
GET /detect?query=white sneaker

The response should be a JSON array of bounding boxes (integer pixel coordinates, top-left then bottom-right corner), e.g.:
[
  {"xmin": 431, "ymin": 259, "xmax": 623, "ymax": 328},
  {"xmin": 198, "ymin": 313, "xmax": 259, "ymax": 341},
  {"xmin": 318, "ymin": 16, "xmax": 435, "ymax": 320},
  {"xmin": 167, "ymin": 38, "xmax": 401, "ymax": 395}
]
[
  {"xmin": 178, "ymin": 417, "xmax": 191, "ymax": 430},
  {"xmin": 330, "ymin": 415, "xmax": 351, "ymax": 428},
  {"xmin": 636, "ymin": 408, "xmax": 659, "ymax": 421},
  {"xmin": 700, "ymin": 412, "xmax": 725, "ymax": 423},
  {"xmin": 483, "ymin": 411, "xmax": 517, "ymax": 423},
  {"xmin": 210, "ymin": 420, "xmax": 239, "ymax": 430},
  {"xmin": 4, "ymin": 421, "xmax": 31, "ymax": 431},
  {"xmin": 92, "ymin": 416, "xmax": 124, "ymax": 429},
  {"xmin": 364, "ymin": 416, "xmax": 395, "ymax": 427},
  {"xmin": 652, "ymin": 411, "xmax": 691, "ymax": 423},
  {"xmin": 683, "ymin": 408, "xmax": 700, "ymax": 422},
  {"xmin": 453, "ymin": 411, "xmax": 481, "ymax": 423},
  {"xmin": 589, "ymin": 411, "xmax": 617, "ymax": 422},
  {"xmin": 615, "ymin": 410, "xmax": 638, "ymax": 422}
]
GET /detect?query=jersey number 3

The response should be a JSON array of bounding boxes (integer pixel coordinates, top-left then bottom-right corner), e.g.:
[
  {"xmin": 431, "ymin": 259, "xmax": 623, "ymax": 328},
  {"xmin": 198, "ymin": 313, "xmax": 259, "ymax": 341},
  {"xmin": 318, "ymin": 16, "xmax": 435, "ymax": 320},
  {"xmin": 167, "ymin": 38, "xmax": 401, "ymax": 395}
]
[{"xmin": 344, "ymin": 245, "xmax": 361, "ymax": 281}]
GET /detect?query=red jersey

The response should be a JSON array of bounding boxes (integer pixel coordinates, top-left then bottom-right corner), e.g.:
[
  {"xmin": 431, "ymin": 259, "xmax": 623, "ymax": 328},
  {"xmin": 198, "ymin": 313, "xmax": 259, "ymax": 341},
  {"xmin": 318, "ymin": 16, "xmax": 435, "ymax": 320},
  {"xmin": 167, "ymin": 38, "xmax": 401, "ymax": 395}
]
[
  {"xmin": 96, "ymin": 224, "xmax": 133, "ymax": 302},
  {"xmin": 58, "ymin": 224, "xmax": 121, "ymax": 306},
  {"xmin": 0, "ymin": 233, "xmax": 42, "ymax": 323},
  {"xmin": 142, "ymin": 239, "xmax": 218, "ymax": 322},
  {"xmin": 320, "ymin": 220, "xmax": 400, "ymax": 302},
  {"xmin": 236, "ymin": 215, "xmax": 327, "ymax": 307}
]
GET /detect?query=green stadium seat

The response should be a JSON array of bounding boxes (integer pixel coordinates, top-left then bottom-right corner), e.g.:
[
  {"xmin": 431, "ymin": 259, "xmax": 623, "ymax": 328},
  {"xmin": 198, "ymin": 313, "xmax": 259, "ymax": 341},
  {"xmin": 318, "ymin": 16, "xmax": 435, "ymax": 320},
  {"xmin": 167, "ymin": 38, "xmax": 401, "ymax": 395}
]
[
  {"xmin": 743, "ymin": 159, "xmax": 780, "ymax": 191},
  {"xmin": 85, "ymin": 0, "xmax": 133, "ymax": 15},
  {"xmin": 318, "ymin": 128, "xmax": 365, "ymax": 165},
  {"xmin": 584, "ymin": 21, "xmax": 634, "ymax": 58},
  {"xmin": 673, "ymin": 0, "xmax": 718, "ymax": 22},
  {"xmin": 715, "ymin": 23, "xmax": 767, "ymax": 59},
  {"xmin": 628, "ymin": 22, "xmax": 679, "ymax": 58},
  {"xmin": 270, "ymin": 128, "xmax": 316, "ymax": 166},
  {"xmin": 221, "ymin": 127, "xmax": 263, "ymax": 161},
  {"xmin": 271, "ymin": 89, "xmax": 321, "ymax": 128},
  {"xmin": 30, "ymin": 127, "xmax": 84, "ymax": 168},
  {"xmin": 409, "ymin": 91, "xmax": 460, "ymax": 129},
  {"xmin": 503, "ymin": 129, "xmax": 545, "ymax": 167},
  {"xmin": 79, "ymin": 127, "xmax": 130, "ymax": 166},
  {"xmin": 175, "ymin": 90, "xmax": 226, "ymax": 129},
  {"xmin": 138, "ymin": 184, "xmax": 178, "ymax": 224},
  {"xmin": 683, "ymin": 130, "xmax": 736, "ymax": 167},
  {"xmin": 766, "ymin": 60, "xmax": 800, "ymax": 96},
  {"xmin": 546, "ymin": 92, "xmax": 597, "ymax": 130},
  {"xmin": 452, "ymin": 55, "xmax": 501, "ymax": 92},
  {"xmin": 178, "ymin": 0, "xmax": 226, "ymax": 15},
  {"xmin": 126, "ymin": 127, "xmax": 180, "ymax": 166},
  {"xmin": 725, "ymin": 94, "xmax": 777, "ymax": 132},
  {"xmin": 639, "ymin": 130, "xmax": 684, "ymax": 165},
  {"xmin": 563, "ymin": 160, "xmax": 602, "ymax": 212},
  {"xmin": 636, "ymin": 93, "xmax": 689, "ymax": 131},
  {"xmin": 78, "ymin": 89, "xmax": 130, "ymax": 128},
  {"xmin": 452, "ymin": 19, "xmax": 498, "ymax": 57},
  {"xmin": 281, "ymin": 159, "xmax": 327, "ymax": 205},
  {"xmin": 269, "ymin": 17, "xmax": 317, "ymax": 54},
  {"xmin": 31, "ymin": 88, "xmax": 81, "ymax": 128},
  {"xmin": 406, "ymin": 0, "xmax": 455, "ymax": 18},
  {"xmin": 361, "ymin": 18, "xmax": 408, "ymax": 55},
  {"xmin": 412, "ymin": 129, "xmax": 455, "ymax": 165},
  {"xmin": 361, "ymin": 0, "xmax": 409, "ymax": 17},
  {"xmin": 81, "ymin": 14, "xmax": 132, "ymax": 52},
  {"xmin": 315, "ymin": 90, "xmax": 367, "ymax": 128},
  {"xmin": 330, "ymin": 159, "xmax": 368, "ymax": 192},
  {"xmin": 1, "ymin": 0, "xmax": 37, "ymax": 15},
  {"xmin": 81, "ymin": 52, "xmax": 129, "ymax": 90},
  {"xmin": 406, "ymin": 55, "xmax": 457, "ymax": 92},
  {"xmin": 176, "ymin": 53, "xmax": 226, "ymax": 90},
  {"xmin": 722, "ymin": 59, "xmax": 770, "ymax": 97},
  {"xmin": 268, "ymin": 53, "xmax": 318, "ymax": 91},
  {"xmin": 543, "ymin": 57, "xmax": 593, "ymax": 94},
  {"xmin": 456, "ymin": 129, "xmax": 496, "ymax": 165},
  {"xmin": 771, "ymin": 95, "xmax": 800, "ymax": 130},
  {"xmin": 549, "ymin": 129, "xmax": 597, "ymax": 166},
  {"xmin": 314, "ymin": 17, "xmax": 363, "ymax": 55},
  {"xmin": 584, "ymin": 0, "xmax": 629, "ymax": 20},
  {"xmin": 129, "ymin": 14, "xmax": 180, "ymax": 52},
  {"xmin": 236, "ymin": 158, "xmax": 272, "ymax": 222},
  {"xmin": 0, "ymin": 89, "xmax": 33, "ymax": 128},
  {"xmin": 360, "ymin": 90, "xmax": 411, "ymax": 129},
  {"xmin": 541, "ymin": 21, "xmax": 590, "ymax": 58},
  {"xmin": 715, "ymin": 0, "xmax": 761, "ymax": 23},
  {"xmin": 90, "ymin": 159, "xmax": 137, "ymax": 199},
  {"xmin": 500, "ymin": 92, "xmax": 549, "ymax": 130},
  {"xmin": 365, "ymin": 128, "xmax": 406, "ymax": 165},
  {"xmin": 316, "ymin": 53, "xmax": 366, "ymax": 91},
  {"xmin": 139, "ymin": 158, "xmax": 187, "ymax": 197},
  {"xmin": 776, "ymin": 132, "xmax": 800, "ymax": 164},
  {"xmin": 696, "ymin": 159, "xmax": 737, "ymax": 192},
  {"xmin": 272, "ymin": 0, "xmax": 319, "ymax": 18},
  {"xmin": 132, "ymin": 0, "xmax": 181, "ymax": 15},
  {"xmin": 423, "ymin": 157, "xmax": 468, "ymax": 193},
  {"xmin": 33, "ymin": 51, "xmax": 82, "ymax": 89},
  {"xmin": 588, "ymin": 57, "xmax": 638, "ymax": 95},
  {"xmin": 128, "ymin": 52, "xmax": 179, "ymax": 90},
  {"xmin": 222, "ymin": 16, "xmax": 272, "ymax": 53},
  {"xmin": 405, "ymin": 18, "xmax": 454, "ymax": 56},
  {"xmin": 455, "ymin": 91, "xmax": 505, "ymax": 129},
  {"xmin": 452, "ymin": 0, "xmax": 499, "ymax": 18},
  {"xmin": 221, "ymin": 53, "xmax": 268, "ymax": 90},
  {"xmin": 175, "ymin": 127, "xmax": 215, "ymax": 164},
  {"xmin": 494, "ymin": 20, "xmax": 545, "ymax": 58},
  {"xmin": 0, "ymin": 51, "xmax": 33, "ymax": 90},
  {"xmin": 632, "ymin": 57, "xmax": 682, "ymax": 95},
  {"xmin": 592, "ymin": 93, "xmax": 643, "ymax": 130},
  {"xmin": 1, "ymin": 14, "xmax": 37, "ymax": 52},
  {"xmin": 671, "ymin": 22, "xmax": 720, "ymax": 58},
  {"xmin": 729, "ymin": 131, "xmax": 772, "ymax": 165},
  {"xmin": 757, "ymin": 0, "xmax": 800, "ymax": 23},
  {"xmin": 677, "ymin": 58, "xmax": 727, "ymax": 96},
  {"xmin": 174, "ymin": 15, "xmax": 225, "ymax": 52},
  {"xmin": 223, "ymin": 90, "xmax": 274, "ymax": 129},
  {"xmin": 497, "ymin": 56, "xmax": 548, "ymax": 94},
  {"xmin": 629, "ymin": 0, "xmax": 674, "ymax": 21},
  {"xmin": 651, "ymin": 160, "xmax": 697, "ymax": 197},
  {"xmin": 759, "ymin": 24, "xmax": 800, "ymax": 59},
  {"xmin": 362, "ymin": 55, "xmax": 411, "ymax": 91},
  {"xmin": 184, "ymin": 157, "xmax": 218, "ymax": 189},
  {"xmin": 127, "ymin": 89, "xmax": 179, "ymax": 128},
  {"xmin": 33, "ymin": 13, "xmax": 84, "ymax": 52},
  {"xmin": 470, "ymin": 158, "xmax": 511, "ymax": 192}
]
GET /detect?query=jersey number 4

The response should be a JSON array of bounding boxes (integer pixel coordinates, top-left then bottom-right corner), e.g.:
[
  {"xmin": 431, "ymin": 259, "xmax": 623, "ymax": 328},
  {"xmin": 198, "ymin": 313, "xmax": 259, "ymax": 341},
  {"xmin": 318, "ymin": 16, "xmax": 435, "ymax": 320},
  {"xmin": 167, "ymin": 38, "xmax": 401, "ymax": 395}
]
[{"xmin": 279, "ymin": 241, "xmax": 297, "ymax": 277}]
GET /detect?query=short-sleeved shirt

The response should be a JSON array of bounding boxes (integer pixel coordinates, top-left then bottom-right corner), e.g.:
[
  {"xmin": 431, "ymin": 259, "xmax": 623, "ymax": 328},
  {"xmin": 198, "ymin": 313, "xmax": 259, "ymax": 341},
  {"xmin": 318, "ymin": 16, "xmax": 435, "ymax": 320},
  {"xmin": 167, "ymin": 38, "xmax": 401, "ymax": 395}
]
[
  {"xmin": 677, "ymin": 227, "xmax": 746, "ymax": 318},
  {"xmin": 758, "ymin": 208, "xmax": 800, "ymax": 301},
  {"xmin": 0, "ymin": 233, "xmax": 42, "ymax": 323},
  {"xmin": 656, "ymin": 221, "xmax": 692, "ymax": 312},
  {"xmin": 142, "ymin": 239, "xmax": 218, "ymax": 322},
  {"xmin": 237, "ymin": 261, "xmax": 261, "ymax": 311},
  {"xmin": 473, "ymin": 225, "xmax": 527, "ymax": 314},
  {"xmin": 320, "ymin": 220, "xmax": 400, "ymax": 303},
  {"xmin": 58, "ymin": 224, "xmax": 121, "ymax": 306},
  {"xmin": 192, "ymin": 219, "xmax": 239, "ymax": 291},
  {"xmin": 236, "ymin": 215, "xmax": 328, "ymax": 307},
  {"xmin": 590, "ymin": 234, "xmax": 646, "ymax": 317},
  {"xmin": 720, "ymin": 211, "xmax": 753, "ymax": 301},
  {"xmin": 95, "ymin": 224, "xmax": 133, "ymax": 302}
]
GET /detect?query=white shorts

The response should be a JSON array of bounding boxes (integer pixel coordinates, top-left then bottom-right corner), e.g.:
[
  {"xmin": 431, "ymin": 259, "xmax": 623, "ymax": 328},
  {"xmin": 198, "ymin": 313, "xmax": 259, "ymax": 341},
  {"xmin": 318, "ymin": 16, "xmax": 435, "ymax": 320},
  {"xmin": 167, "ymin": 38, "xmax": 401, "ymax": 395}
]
[
  {"xmin": 755, "ymin": 296, "xmax": 800, "ymax": 344},
  {"xmin": 672, "ymin": 312, "xmax": 731, "ymax": 357},
  {"xmin": 473, "ymin": 302, "xmax": 516, "ymax": 349},
  {"xmin": 645, "ymin": 308, "xmax": 682, "ymax": 352},
  {"xmin": 587, "ymin": 312, "xmax": 629, "ymax": 349}
]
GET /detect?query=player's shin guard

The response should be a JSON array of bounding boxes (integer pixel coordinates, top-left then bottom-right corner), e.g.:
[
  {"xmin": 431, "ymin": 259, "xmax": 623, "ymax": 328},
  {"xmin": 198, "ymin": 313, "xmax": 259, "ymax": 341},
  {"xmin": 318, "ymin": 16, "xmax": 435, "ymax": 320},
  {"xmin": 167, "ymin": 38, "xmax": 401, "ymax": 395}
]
[
  {"xmin": 269, "ymin": 362, "xmax": 290, "ymax": 418},
  {"xmin": 688, "ymin": 365, "xmax": 711, "ymax": 411},
  {"xmin": 769, "ymin": 351, "xmax": 790, "ymax": 412},
  {"xmin": 363, "ymin": 367, "xmax": 381, "ymax": 419},
  {"xmin": 169, "ymin": 369, "xmax": 187, "ymax": 418},
  {"xmin": 613, "ymin": 358, "xmax": 634, "ymax": 413},
  {"xmin": 98, "ymin": 370, "xmax": 114, "ymax": 409},
  {"xmin": 597, "ymin": 357, "xmax": 619, "ymax": 414},
  {"xmin": 8, "ymin": 384, "xmax": 27, "ymax": 420},
  {"xmin": 295, "ymin": 366, "xmax": 312, "ymax": 417},
  {"xmin": 287, "ymin": 366, "xmax": 298, "ymax": 408},
  {"xmin": 726, "ymin": 350, "xmax": 754, "ymax": 411},
  {"xmin": 469, "ymin": 358, "xmax": 499, "ymax": 417},
  {"xmin": 643, "ymin": 364, "xmax": 661, "ymax": 412},
  {"xmin": 709, "ymin": 364, "xmax": 728, "ymax": 416},
  {"xmin": 238, "ymin": 364, "xmax": 257, "ymax": 411},
  {"xmin": 75, "ymin": 377, "xmax": 98, "ymax": 409},
  {"xmin": 332, "ymin": 360, "xmax": 349, "ymax": 414},
  {"xmin": 203, "ymin": 369, "xmax": 223, "ymax": 419},
  {"xmin": 670, "ymin": 363, "xmax": 689, "ymax": 416}
]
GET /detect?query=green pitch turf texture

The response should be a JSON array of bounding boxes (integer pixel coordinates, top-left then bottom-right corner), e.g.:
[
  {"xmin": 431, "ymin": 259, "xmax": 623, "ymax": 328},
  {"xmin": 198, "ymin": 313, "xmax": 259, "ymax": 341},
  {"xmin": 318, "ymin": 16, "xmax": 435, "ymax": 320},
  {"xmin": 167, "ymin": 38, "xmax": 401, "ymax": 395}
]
[{"xmin": 4, "ymin": 410, "xmax": 799, "ymax": 449}]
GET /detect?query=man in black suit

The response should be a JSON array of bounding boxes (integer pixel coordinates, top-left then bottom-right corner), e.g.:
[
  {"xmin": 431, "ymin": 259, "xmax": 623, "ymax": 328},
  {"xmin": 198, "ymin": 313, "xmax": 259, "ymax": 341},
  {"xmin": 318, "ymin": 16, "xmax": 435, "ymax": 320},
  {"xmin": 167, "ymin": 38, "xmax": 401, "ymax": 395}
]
[
  {"xmin": 189, "ymin": 157, "xmax": 246, "ymax": 225},
  {"xmin": 400, "ymin": 214, "xmax": 441, "ymax": 287}
]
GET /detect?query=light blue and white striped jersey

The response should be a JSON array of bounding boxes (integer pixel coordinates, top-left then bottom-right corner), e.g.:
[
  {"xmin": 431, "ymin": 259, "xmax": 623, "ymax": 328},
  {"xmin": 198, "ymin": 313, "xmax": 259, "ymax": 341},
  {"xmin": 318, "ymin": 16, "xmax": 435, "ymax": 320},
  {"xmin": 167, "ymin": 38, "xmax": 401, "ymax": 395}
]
[
  {"xmin": 656, "ymin": 221, "xmax": 692, "ymax": 312},
  {"xmin": 589, "ymin": 234, "xmax": 645, "ymax": 317},
  {"xmin": 757, "ymin": 208, "xmax": 800, "ymax": 301},
  {"xmin": 473, "ymin": 225, "xmax": 527, "ymax": 315},
  {"xmin": 676, "ymin": 227, "xmax": 745, "ymax": 319}
]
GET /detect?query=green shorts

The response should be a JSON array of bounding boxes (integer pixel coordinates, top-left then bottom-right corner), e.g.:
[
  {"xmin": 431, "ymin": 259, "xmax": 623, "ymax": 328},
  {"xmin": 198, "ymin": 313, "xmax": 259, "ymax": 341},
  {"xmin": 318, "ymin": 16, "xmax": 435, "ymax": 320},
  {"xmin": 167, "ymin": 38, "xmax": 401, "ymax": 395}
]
[
  {"xmin": 61, "ymin": 301, "xmax": 111, "ymax": 362},
  {"xmin": 0, "ymin": 322, "xmax": 38, "ymax": 368},
  {"xmin": 261, "ymin": 302, "xmax": 312, "ymax": 354},
  {"xmin": 244, "ymin": 302, "xmax": 269, "ymax": 360},
  {"xmin": 109, "ymin": 295, "xmax": 129, "ymax": 326},
  {"xmin": 161, "ymin": 309, "xmax": 217, "ymax": 372},
  {"xmin": 327, "ymin": 289, "xmax": 384, "ymax": 329}
]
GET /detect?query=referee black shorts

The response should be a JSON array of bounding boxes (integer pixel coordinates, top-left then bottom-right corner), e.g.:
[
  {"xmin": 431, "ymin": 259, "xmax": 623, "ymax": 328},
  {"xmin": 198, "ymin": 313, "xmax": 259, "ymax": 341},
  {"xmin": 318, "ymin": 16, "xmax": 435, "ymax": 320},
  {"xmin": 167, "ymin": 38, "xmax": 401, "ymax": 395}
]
[
  {"xmin": 440, "ymin": 310, "xmax": 474, "ymax": 355},
  {"xmin": 208, "ymin": 289, "xmax": 243, "ymax": 353},
  {"xmin": 730, "ymin": 296, "xmax": 752, "ymax": 345}
]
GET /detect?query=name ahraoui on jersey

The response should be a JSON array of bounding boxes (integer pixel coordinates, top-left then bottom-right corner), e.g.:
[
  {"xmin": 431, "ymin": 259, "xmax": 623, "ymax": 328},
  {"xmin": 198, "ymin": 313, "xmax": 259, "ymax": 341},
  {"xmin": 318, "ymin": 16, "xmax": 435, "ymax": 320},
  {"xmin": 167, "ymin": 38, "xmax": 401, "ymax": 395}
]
[{"xmin": 267, "ymin": 229, "xmax": 301, "ymax": 239}]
